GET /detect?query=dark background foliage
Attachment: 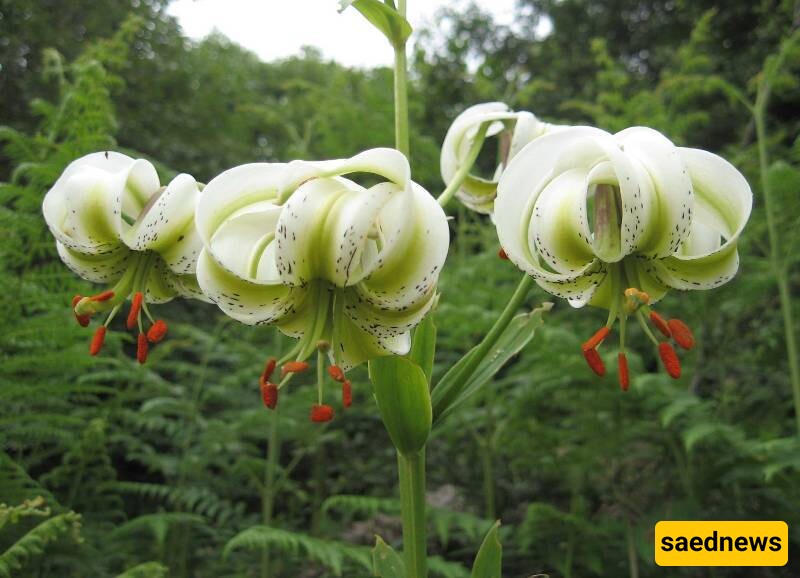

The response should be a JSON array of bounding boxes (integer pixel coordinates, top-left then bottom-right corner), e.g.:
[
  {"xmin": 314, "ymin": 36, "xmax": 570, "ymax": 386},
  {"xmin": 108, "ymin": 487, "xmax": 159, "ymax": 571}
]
[{"xmin": 1, "ymin": 0, "xmax": 799, "ymax": 576}]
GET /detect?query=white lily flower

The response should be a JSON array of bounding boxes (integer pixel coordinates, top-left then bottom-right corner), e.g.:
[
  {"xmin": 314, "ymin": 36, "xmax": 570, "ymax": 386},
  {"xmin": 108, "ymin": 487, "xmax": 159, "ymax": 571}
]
[
  {"xmin": 42, "ymin": 151, "xmax": 204, "ymax": 361},
  {"xmin": 495, "ymin": 126, "xmax": 752, "ymax": 387},
  {"xmin": 195, "ymin": 148, "xmax": 449, "ymax": 418},
  {"xmin": 440, "ymin": 102, "xmax": 563, "ymax": 213}
]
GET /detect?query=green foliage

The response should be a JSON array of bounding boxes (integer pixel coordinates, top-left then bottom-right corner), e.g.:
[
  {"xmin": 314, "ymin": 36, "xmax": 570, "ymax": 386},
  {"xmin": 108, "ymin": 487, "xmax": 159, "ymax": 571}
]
[
  {"xmin": 469, "ymin": 522, "xmax": 501, "ymax": 578},
  {"xmin": 370, "ymin": 356, "xmax": 433, "ymax": 454},
  {"xmin": 0, "ymin": 498, "xmax": 82, "ymax": 578},
  {"xmin": 223, "ymin": 525, "xmax": 371, "ymax": 575}
]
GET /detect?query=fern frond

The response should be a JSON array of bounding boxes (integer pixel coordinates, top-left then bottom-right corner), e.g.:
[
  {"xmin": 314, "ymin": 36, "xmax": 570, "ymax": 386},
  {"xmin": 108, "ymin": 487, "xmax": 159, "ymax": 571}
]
[
  {"xmin": 223, "ymin": 526, "xmax": 371, "ymax": 576},
  {"xmin": 0, "ymin": 511, "xmax": 82, "ymax": 578}
]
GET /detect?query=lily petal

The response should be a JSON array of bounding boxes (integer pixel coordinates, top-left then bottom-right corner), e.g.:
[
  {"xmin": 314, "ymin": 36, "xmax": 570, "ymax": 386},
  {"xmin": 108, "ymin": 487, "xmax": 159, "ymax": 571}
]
[
  {"xmin": 195, "ymin": 249, "xmax": 298, "ymax": 325},
  {"xmin": 279, "ymin": 148, "xmax": 410, "ymax": 198},
  {"xmin": 43, "ymin": 152, "xmax": 159, "ymax": 254},
  {"xmin": 56, "ymin": 242, "xmax": 133, "ymax": 284},
  {"xmin": 617, "ymin": 127, "xmax": 693, "ymax": 257},
  {"xmin": 124, "ymin": 173, "xmax": 202, "ymax": 274},
  {"xmin": 651, "ymin": 148, "xmax": 752, "ymax": 289}
]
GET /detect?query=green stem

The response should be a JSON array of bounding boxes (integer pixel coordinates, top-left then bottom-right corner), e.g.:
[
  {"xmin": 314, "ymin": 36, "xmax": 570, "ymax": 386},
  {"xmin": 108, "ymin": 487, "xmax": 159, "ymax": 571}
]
[
  {"xmin": 432, "ymin": 275, "xmax": 534, "ymax": 421},
  {"xmin": 397, "ymin": 449, "xmax": 427, "ymax": 578},
  {"xmin": 626, "ymin": 522, "xmax": 640, "ymax": 578},
  {"xmin": 393, "ymin": 0, "xmax": 409, "ymax": 157},
  {"xmin": 754, "ymin": 83, "xmax": 800, "ymax": 435},
  {"xmin": 437, "ymin": 123, "xmax": 490, "ymax": 208}
]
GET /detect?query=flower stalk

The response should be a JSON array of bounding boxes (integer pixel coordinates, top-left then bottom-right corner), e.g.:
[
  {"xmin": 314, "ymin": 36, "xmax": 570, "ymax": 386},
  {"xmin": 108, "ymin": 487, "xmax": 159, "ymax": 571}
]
[{"xmin": 397, "ymin": 449, "xmax": 427, "ymax": 578}]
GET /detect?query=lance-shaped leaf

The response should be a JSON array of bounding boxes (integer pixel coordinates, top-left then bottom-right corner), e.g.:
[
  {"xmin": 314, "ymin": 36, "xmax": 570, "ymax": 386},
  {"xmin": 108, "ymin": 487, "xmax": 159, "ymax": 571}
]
[
  {"xmin": 372, "ymin": 536, "xmax": 406, "ymax": 578},
  {"xmin": 471, "ymin": 521, "xmax": 502, "ymax": 578},
  {"xmin": 338, "ymin": 0, "xmax": 412, "ymax": 48},
  {"xmin": 369, "ymin": 356, "xmax": 431, "ymax": 455},
  {"xmin": 408, "ymin": 314, "xmax": 436, "ymax": 385},
  {"xmin": 432, "ymin": 303, "xmax": 552, "ymax": 426}
]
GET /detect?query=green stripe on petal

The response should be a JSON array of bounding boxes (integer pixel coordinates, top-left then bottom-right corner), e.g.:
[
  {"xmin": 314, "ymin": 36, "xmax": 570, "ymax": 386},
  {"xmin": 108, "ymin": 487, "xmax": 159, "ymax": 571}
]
[{"xmin": 195, "ymin": 249, "xmax": 299, "ymax": 325}]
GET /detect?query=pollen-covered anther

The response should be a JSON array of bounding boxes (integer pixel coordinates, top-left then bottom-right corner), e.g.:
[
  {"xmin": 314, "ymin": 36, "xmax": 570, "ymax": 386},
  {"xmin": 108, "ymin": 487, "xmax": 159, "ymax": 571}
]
[
  {"xmin": 658, "ymin": 342, "xmax": 681, "ymax": 379},
  {"xmin": 582, "ymin": 326, "xmax": 610, "ymax": 351},
  {"xmin": 126, "ymin": 292, "xmax": 143, "ymax": 330},
  {"xmin": 668, "ymin": 319, "xmax": 695, "ymax": 350},
  {"xmin": 498, "ymin": 248, "xmax": 509, "ymax": 260},
  {"xmin": 89, "ymin": 290, "xmax": 115, "ymax": 302},
  {"xmin": 618, "ymin": 352, "xmax": 630, "ymax": 392},
  {"xmin": 310, "ymin": 403, "xmax": 334, "ymax": 423},
  {"xmin": 624, "ymin": 288, "xmax": 650, "ymax": 314},
  {"xmin": 90, "ymin": 326, "xmax": 107, "ymax": 356},
  {"xmin": 260, "ymin": 382, "xmax": 278, "ymax": 410},
  {"xmin": 342, "ymin": 380, "xmax": 352, "ymax": 408},
  {"xmin": 328, "ymin": 365, "xmax": 346, "ymax": 383},
  {"xmin": 146, "ymin": 319, "xmax": 168, "ymax": 343},
  {"xmin": 281, "ymin": 361, "xmax": 310, "ymax": 377},
  {"xmin": 260, "ymin": 357, "xmax": 277, "ymax": 385},
  {"xmin": 582, "ymin": 347, "xmax": 606, "ymax": 376},
  {"xmin": 136, "ymin": 332, "xmax": 148, "ymax": 364},
  {"xmin": 71, "ymin": 295, "xmax": 91, "ymax": 327},
  {"xmin": 649, "ymin": 311, "xmax": 672, "ymax": 338}
]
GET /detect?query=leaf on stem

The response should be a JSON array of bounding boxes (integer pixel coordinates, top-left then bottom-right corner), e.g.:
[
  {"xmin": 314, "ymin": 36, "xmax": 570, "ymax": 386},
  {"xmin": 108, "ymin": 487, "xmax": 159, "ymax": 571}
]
[
  {"xmin": 372, "ymin": 535, "xmax": 406, "ymax": 578},
  {"xmin": 337, "ymin": 0, "xmax": 413, "ymax": 48},
  {"xmin": 470, "ymin": 521, "xmax": 502, "ymax": 578},
  {"xmin": 432, "ymin": 303, "xmax": 552, "ymax": 426},
  {"xmin": 369, "ymin": 356, "xmax": 432, "ymax": 454}
]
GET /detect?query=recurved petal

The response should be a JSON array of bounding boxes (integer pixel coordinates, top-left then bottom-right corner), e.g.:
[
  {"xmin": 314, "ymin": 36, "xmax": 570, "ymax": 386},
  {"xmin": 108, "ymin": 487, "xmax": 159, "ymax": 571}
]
[
  {"xmin": 357, "ymin": 182, "xmax": 450, "ymax": 310},
  {"xmin": 43, "ymin": 152, "xmax": 159, "ymax": 254},
  {"xmin": 440, "ymin": 102, "xmax": 515, "ymax": 184},
  {"xmin": 616, "ymin": 127, "xmax": 693, "ymax": 257},
  {"xmin": 495, "ymin": 126, "xmax": 608, "ymax": 274},
  {"xmin": 56, "ymin": 241, "xmax": 133, "ymax": 284},
  {"xmin": 196, "ymin": 249, "xmax": 298, "ymax": 325},
  {"xmin": 279, "ymin": 148, "xmax": 411, "ymax": 197},
  {"xmin": 649, "ymin": 147, "xmax": 751, "ymax": 290},
  {"xmin": 529, "ymin": 168, "xmax": 594, "ymax": 274},
  {"xmin": 195, "ymin": 163, "xmax": 285, "ymax": 246},
  {"xmin": 124, "ymin": 173, "xmax": 202, "ymax": 273}
]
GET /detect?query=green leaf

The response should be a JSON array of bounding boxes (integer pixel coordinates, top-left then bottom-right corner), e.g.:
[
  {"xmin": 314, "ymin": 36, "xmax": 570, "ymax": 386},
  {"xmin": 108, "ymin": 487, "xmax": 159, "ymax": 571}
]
[
  {"xmin": 409, "ymin": 314, "xmax": 436, "ymax": 385},
  {"xmin": 338, "ymin": 0, "xmax": 413, "ymax": 48},
  {"xmin": 369, "ymin": 356, "xmax": 432, "ymax": 454},
  {"xmin": 432, "ymin": 303, "xmax": 552, "ymax": 425},
  {"xmin": 470, "ymin": 521, "xmax": 502, "ymax": 578},
  {"xmin": 372, "ymin": 536, "xmax": 405, "ymax": 578}
]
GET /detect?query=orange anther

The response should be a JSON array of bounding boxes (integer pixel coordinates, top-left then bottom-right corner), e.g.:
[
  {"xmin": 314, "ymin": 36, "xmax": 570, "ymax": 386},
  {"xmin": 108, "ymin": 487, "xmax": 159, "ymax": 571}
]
[
  {"xmin": 649, "ymin": 311, "xmax": 672, "ymax": 338},
  {"xmin": 90, "ymin": 290, "xmax": 115, "ymax": 302},
  {"xmin": 126, "ymin": 292, "xmax": 143, "ymax": 330},
  {"xmin": 146, "ymin": 320, "xmax": 168, "ymax": 343},
  {"xmin": 582, "ymin": 347, "xmax": 606, "ymax": 376},
  {"xmin": 136, "ymin": 332, "xmax": 148, "ymax": 364},
  {"xmin": 261, "ymin": 358, "xmax": 277, "ymax": 384},
  {"xmin": 618, "ymin": 352, "xmax": 630, "ymax": 392},
  {"xmin": 282, "ymin": 361, "xmax": 310, "ymax": 377},
  {"xmin": 310, "ymin": 404, "xmax": 334, "ymax": 423},
  {"xmin": 582, "ymin": 326, "xmax": 610, "ymax": 351},
  {"xmin": 658, "ymin": 342, "xmax": 681, "ymax": 379},
  {"xmin": 342, "ymin": 380, "xmax": 352, "ymax": 408},
  {"xmin": 668, "ymin": 319, "xmax": 695, "ymax": 350},
  {"xmin": 260, "ymin": 382, "xmax": 278, "ymax": 409},
  {"xmin": 498, "ymin": 248, "xmax": 509, "ymax": 260},
  {"xmin": 328, "ymin": 365, "xmax": 346, "ymax": 382},
  {"xmin": 90, "ymin": 326, "xmax": 107, "ymax": 356}
]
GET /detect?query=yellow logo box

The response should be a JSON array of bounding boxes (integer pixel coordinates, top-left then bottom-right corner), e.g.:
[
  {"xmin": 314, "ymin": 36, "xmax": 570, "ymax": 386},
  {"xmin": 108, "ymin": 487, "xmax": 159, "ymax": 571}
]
[{"xmin": 655, "ymin": 521, "xmax": 788, "ymax": 566}]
